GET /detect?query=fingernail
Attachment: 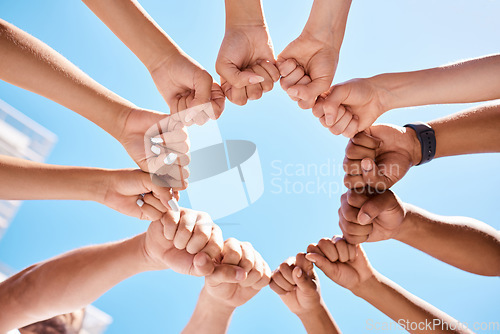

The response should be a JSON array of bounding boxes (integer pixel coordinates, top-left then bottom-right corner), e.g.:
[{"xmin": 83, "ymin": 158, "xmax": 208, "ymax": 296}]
[
  {"xmin": 235, "ymin": 269, "xmax": 246, "ymax": 281},
  {"xmin": 359, "ymin": 213, "xmax": 371, "ymax": 225},
  {"xmin": 151, "ymin": 145, "xmax": 161, "ymax": 155},
  {"xmin": 136, "ymin": 199, "xmax": 144, "ymax": 207},
  {"xmin": 151, "ymin": 137, "xmax": 163, "ymax": 144},
  {"xmin": 361, "ymin": 159, "xmax": 373, "ymax": 172},
  {"xmin": 249, "ymin": 76, "xmax": 265, "ymax": 84},
  {"xmin": 164, "ymin": 152, "xmax": 177, "ymax": 165},
  {"xmin": 287, "ymin": 88, "xmax": 298, "ymax": 97},
  {"xmin": 305, "ymin": 254, "xmax": 316, "ymax": 263},
  {"xmin": 168, "ymin": 198, "xmax": 180, "ymax": 212},
  {"xmin": 296, "ymin": 268, "xmax": 303, "ymax": 278}
]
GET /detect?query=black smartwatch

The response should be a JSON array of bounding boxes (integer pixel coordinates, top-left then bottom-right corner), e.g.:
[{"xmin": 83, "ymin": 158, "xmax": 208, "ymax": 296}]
[{"xmin": 403, "ymin": 122, "xmax": 436, "ymax": 165}]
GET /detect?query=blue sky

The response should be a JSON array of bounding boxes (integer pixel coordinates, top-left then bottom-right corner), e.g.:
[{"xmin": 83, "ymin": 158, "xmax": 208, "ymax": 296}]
[{"xmin": 0, "ymin": 0, "xmax": 499, "ymax": 333}]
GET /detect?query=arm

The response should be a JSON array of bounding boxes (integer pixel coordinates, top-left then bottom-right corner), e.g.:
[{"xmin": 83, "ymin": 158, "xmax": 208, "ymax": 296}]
[
  {"xmin": 82, "ymin": 0, "xmax": 224, "ymax": 117},
  {"xmin": 314, "ymin": 54, "xmax": 500, "ymax": 135},
  {"xmin": 339, "ymin": 190, "xmax": 500, "ymax": 276},
  {"xmin": 0, "ymin": 208, "xmax": 223, "ymax": 331},
  {"xmin": 183, "ymin": 238, "xmax": 271, "ymax": 334},
  {"xmin": 342, "ymin": 102, "xmax": 500, "ymax": 190},
  {"xmin": 0, "ymin": 154, "xmax": 177, "ymax": 220},
  {"xmin": 306, "ymin": 237, "xmax": 473, "ymax": 334},
  {"xmin": 270, "ymin": 253, "xmax": 340, "ymax": 334},
  {"xmin": 278, "ymin": 0, "xmax": 351, "ymax": 109},
  {"xmin": 216, "ymin": 0, "xmax": 279, "ymax": 106}
]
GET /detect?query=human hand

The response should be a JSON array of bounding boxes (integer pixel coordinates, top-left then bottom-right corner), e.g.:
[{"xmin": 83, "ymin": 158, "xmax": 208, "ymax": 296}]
[
  {"xmin": 203, "ymin": 238, "xmax": 271, "ymax": 309},
  {"xmin": 277, "ymin": 31, "xmax": 339, "ymax": 109},
  {"xmin": 216, "ymin": 24, "xmax": 280, "ymax": 106},
  {"xmin": 143, "ymin": 209, "xmax": 223, "ymax": 275},
  {"xmin": 118, "ymin": 108, "xmax": 193, "ymax": 190},
  {"xmin": 306, "ymin": 236, "xmax": 374, "ymax": 293},
  {"xmin": 343, "ymin": 124, "xmax": 421, "ymax": 190},
  {"xmin": 313, "ymin": 77, "xmax": 395, "ymax": 136},
  {"xmin": 339, "ymin": 189, "xmax": 406, "ymax": 244},
  {"xmin": 150, "ymin": 51, "xmax": 225, "ymax": 124},
  {"xmin": 270, "ymin": 253, "xmax": 323, "ymax": 316},
  {"xmin": 99, "ymin": 168, "xmax": 178, "ymax": 220}
]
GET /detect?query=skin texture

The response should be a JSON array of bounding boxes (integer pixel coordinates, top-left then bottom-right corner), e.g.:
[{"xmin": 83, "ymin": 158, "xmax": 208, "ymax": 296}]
[
  {"xmin": 82, "ymin": 0, "xmax": 225, "ymax": 122},
  {"xmin": 182, "ymin": 238, "xmax": 271, "ymax": 334},
  {"xmin": 313, "ymin": 54, "xmax": 500, "ymax": 137},
  {"xmin": 306, "ymin": 237, "xmax": 474, "ymax": 334},
  {"xmin": 343, "ymin": 103, "xmax": 500, "ymax": 190},
  {"xmin": 270, "ymin": 253, "xmax": 341, "ymax": 334},
  {"xmin": 278, "ymin": 0, "xmax": 352, "ymax": 109},
  {"xmin": 0, "ymin": 155, "xmax": 178, "ymax": 219},
  {"xmin": 0, "ymin": 208, "xmax": 223, "ymax": 332},
  {"xmin": 217, "ymin": 0, "xmax": 279, "ymax": 106},
  {"xmin": 338, "ymin": 189, "xmax": 500, "ymax": 276},
  {"xmin": 0, "ymin": 19, "xmax": 203, "ymax": 188}
]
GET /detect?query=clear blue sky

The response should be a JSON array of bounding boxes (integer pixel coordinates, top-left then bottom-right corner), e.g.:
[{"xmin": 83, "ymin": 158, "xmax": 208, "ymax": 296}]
[{"xmin": 0, "ymin": 1, "xmax": 499, "ymax": 333}]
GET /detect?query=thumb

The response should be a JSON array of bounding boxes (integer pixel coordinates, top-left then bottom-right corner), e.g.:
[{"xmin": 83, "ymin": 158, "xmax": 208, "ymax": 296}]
[
  {"xmin": 193, "ymin": 252, "xmax": 216, "ymax": 276},
  {"xmin": 292, "ymin": 267, "xmax": 316, "ymax": 292},
  {"xmin": 360, "ymin": 158, "xmax": 387, "ymax": 191},
  {"xmin": 358, "ymin": 190, "xmax": 397, "ymax": 226},
  {"xmin": 305, "ymin": 253, "xmax": 339, "ymax": 282},
  {"xmin": 218, "ymin": 61, "xmax": 264, "ymax": 89},
  {"xmin": 206, "ymin": 264, "xmax": 248, "ymax": 284}
]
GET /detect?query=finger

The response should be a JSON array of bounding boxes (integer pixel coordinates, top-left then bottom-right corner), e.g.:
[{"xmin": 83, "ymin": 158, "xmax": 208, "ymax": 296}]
[
  {"xmin": 221, "ymin": 237, "xmax": 243, "ymax": 265},
  {"xmin": 292, "ymin": 266, "xmax": 317, "ymax": 292},
  {"xmin": 154, "ymin": 128, "xmax": 189, "ymax": 146},
  {"xmin": 216, "ymin": 61, "xmax": 264, "ymax": 89},
  {"xmin": 340, "ymin": 193, "xmax": 360, "ymax": 222},
  {"xmin": 348, "ymin": 243, "xmax": 357, "ymax": 261},
  {"xmin": 239, "ymin": 241, "xmax": 256, "ymax": 273},
  {"xmin": 346, "ymin": 188, "xmax": 370, "ymax": 208},
  {"xmin": 245, "ymin": 78, "xmax": 264, "ymax": 101},
  {"xmin": 276, "ymin": 58, "xmax": 297, "ymax": 77},
  {"xmin": 258, "ymin": 59, "xmax": 281, "ymax": 82},
  {"xmin": 288, "ymin": 78, "xmax": 331, "ymax": 110},
  {"xmin": 329, "ymin": 107, "xmax": 353, "ymax": 135},
  {"xmin": 339, "ymin": 213, "xmax": 372, "ymax": 238},
  {"xmin": 202, "ymin": 224, "xmax": 224, "ymax": 262},
  {"xmin": 281, "ymin": 66, "xmax": 307, "ymax": 93},
  {"xmin": 270, "ymin": 279, "xmax": 289, "ymax": 295},
  {"xmin": 342, "ymin": 232, "xmax": 369, "ymax": 245},
  {"xmin": 342, "ymin": 117, "xmax": 360, "ymax": 139},
  {"xmin": 306, "ymin": 243, "xmax": 325, "ymax": 257},
  {"xmin": 253, "ymin": 259, "xmax": 272, "ymax": 290},
  {"xmin": 192, "ymin": 252, "xmax": 216, "ymax": 277},
  {"xmin": 278, "ymin": 260, "xmax": 295, "ymax": 285},
  {"xmin": 332, "ymin": 237, "xmax": 350, "ymax": 263},
  {"xmin": 271, "ymin": 270, "xmax": 295, "ymax": 292},
  {"xmin": 209, "ymin": 82, "xmax": 225, "ymax": 120},
  {"xmin": 161, "ymin": 210, "xmax": 180, "ymax": 240},
  {"xmin": 352, "ymin": 131, "xmax": 381, "ymax": 149},
  {"xmin": 317, "ymin": 238, "xmax": 339, "ymax": 263},
  {"xmin": 295, "ymin": 252, "xmax": 314, "ymax": 278},
  {"xmin": 305, "ymin": 253, "xmax": 340, "ymax": 281},
  {"xmin": 191, "ymin": 71, "xmax": 214, "ymax": 108},
  {"xmin": 186, "ymin": 220, "xmax": 212, "ymax": 255},
  {"xmin": 241, "ymin": 253, "xmax": 265, "ymax": 288},
  {"xmin": 251, "ymin": 63, "xmax": 275, "ymax": 93},
  {"xmin": 345, "ymin": 141, "xmax": 376, "ymax": 161},
  {"xmin": 143, "ymin": 193, "xmax": 168, "ymax": 213},
  {"xmin": 140, "ymin": 203, "xmax": 163, "ymax": 221},
  {"xmin": 173, "ymin": 209, "xmax": 197, "ymax": 249},
  {"xmin": 358, "ymin": 190, "xmax": 399, "ymax": 226},
  {"xmin": 227, "ymin": 85, "xmax": 248, "ymax": 106},
  {"xmin": 343, "ymin": 157, "xmax": 363, "ymax": 175},
  {"xmin": 360, "ymin": 158, "xmax": 390, "ymax": 191},
  {"xmin": 323, "ymin": 83, "xmax": 350, "ymax": 121},
  {"xmin": 344, "ymin": 174, "xmax": 366, "ymax": 190},
  {"xmin": 295, "ymin": 75, "xmax": 312, "ymax": 86},
  {"xmin": 312, "ymin": 101, "xmax": 326, "ymax": 118},
  {"xmin": 153, "ymin": 163, "xmax": 189, "ymax": 182},
  {"xmin": 206, "ymin": 264, "xmax": 247, "ymax": 285}
]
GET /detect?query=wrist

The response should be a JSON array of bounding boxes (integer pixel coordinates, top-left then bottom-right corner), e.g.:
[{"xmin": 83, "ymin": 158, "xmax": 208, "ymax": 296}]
[
  {"xmin": 393, "ymin": 204, "xmax": 419, "ymax": 244},
  {"xmin": 199, "ymin": 287, "xmax": 236, "ymax": 318},
  {"xmin": 402, "ymin": 126, "xmax": 423, "ymax": 166},
  {"xmin": 295, "ymin": 298, "xmax": 329, "ymax": 319},
  {"xmin": 351, "ymin": 271, "xmax": 381, "ymax": 299},
  {"xmin": 225, "ymin": 0, "xmax": 266, "ymax": 27}
]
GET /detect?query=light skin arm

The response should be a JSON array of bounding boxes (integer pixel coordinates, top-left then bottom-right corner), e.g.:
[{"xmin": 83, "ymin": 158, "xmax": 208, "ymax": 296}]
[
  {"xmin": 306, "ymin": 237, "xmax": 473, "ymax": 334},
  {"xmin": 82, "ymin": 0, "xmax": 224, "ymax": 118},
  {"xmin": 340, "ymin": 190, "xmax": 500, "ymax": 276},
  {"xmin": 314, "ymin": 54, "xmax": 500, "ymax": 135},
  {"xmin": 270, "ymin": 253, "xmax": 340, "ymax": 334}
]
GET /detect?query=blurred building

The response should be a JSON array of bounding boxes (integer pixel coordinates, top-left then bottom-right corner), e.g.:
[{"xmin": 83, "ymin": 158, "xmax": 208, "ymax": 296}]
[{"xmin": 0, "ymin": 99, "xmax": 112, "ymax": 333}]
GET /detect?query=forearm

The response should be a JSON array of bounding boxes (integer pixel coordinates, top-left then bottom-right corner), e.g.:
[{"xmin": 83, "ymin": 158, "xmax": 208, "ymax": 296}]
[
  {"xmin": 182, "ymin": 287, "xmax": 235, "ymax": 334},
  {"xmin": 224, "ymin": 0, "xmax": 266, "ymax": 27},
  {"xmin": 429, "ymin": 102, "xmax": 500, "ymax": 158},
  {"xmin": 297, "ymin": 301, "xmax": 341, "ymax": 334},
  {"xmin": 0, "ymin": 155, "xmax": 109, "ymax": 202},
  {"xmin": 395, "ymin": 204, "xmax": 500, "ymax": 276},
  {"xmin": 82, "ymin": 0, "xmax": 181, "ymax": 72},
  {"xmin": 354, "ymin": 273, "xmax": 472, "ymax": 334},
  {"xmin": 0, "ymin": 234, "xmax": 153, "ymax": 331},
  {"xmin": 0, "ymin": 19, "xmax": 133, "ymax": 140},
  {"xmin": 302, "ymin": 0, "xmax": 352, "ymax": 49},
  {"xmin": 373, "ymin": 54, "xmax": 500, "ymax": 110}
]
